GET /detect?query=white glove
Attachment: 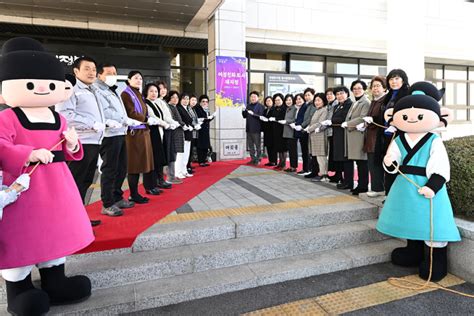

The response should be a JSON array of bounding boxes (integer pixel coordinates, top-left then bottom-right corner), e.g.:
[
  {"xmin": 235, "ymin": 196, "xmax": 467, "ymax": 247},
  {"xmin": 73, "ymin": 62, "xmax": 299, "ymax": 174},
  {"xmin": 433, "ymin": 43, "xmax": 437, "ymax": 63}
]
[
  {"xmin": 194, "ymin": 124, "xmax": 202, "ymax": 131},
  {"xmin": 278, "ymin": 120, "xmax": 286, "ymax": 125},
  {"xmin": 315, "ymin": 127, "xmax": 320, "ymax": 133},
  {"xmin": 289, "ymin": 123, "xmax": 296, "ymax": 129},
  {"xmin": 321, "ymin": 120, "xmax": 332, "ymax": 126},
  {"xmin": 341, "ymin": 122, "xmax": 348, "ymax": 128},
  {"xmin": 208, "ymin": 114, "xmax": 215, "ymax": 120},
  {"xmin": 169, "ymin": 124, "xmax": 178, "ymax": 130},
  {"xmin": 182, "ymin": 125, "xmax": 189, "ymax": 131},
  {"xmin": 247, "ymin": 110, "xmax": 254, "ymax": 115},
  {"xmin": 259, "ymin": 116, "xmax": 269, "ymax": 122},
  {"xmin": 294, "ymin": 125, "xmax": 302, "ymax": 131},
  {"xmin": 188, "ymin": 126, "xmax": 194, "ymax": 131},
  {"xmin": 356, "ymin": 122, "xmax": 366, "ymax": 132},
  {"xmin": 198, "ymin": 118, "xmax": 205, "ymax": 123},
  {"xmin": 105, "ymin": 119, "xmax": 122, "ymax": 129},
  {"xmin": 385, "ymin": 126, "xmax": 397, "ymax": 133},
  {"xmin": 126, "ymin": 118, "xmax": 143, "ymax": 127},
  {"xmin": 268, "ymin": 117, "xmax": 276, "ymax": 122},
  {"xmin": 363, "ymin": 116, "xmax": 374, "ymax": 124},
  {"xmin": 93, "ymin": 122, "xmax": 106, "ymax": 132},
  {"xmin": 303, "ymin": 127, "xmax": 309, "ymax": 133},
  {"xmin": 147, "ymin": 117, "xmax": 160, "ymax": 126},
  {"xmin": 14, "ymin": 174, "xmax": 30, "ymax": 191}
]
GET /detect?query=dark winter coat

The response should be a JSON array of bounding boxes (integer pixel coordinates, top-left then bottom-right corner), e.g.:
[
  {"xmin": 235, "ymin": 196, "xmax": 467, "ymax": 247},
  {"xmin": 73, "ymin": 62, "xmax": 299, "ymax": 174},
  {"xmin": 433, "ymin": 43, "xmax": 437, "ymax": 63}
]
[{"xmin": 331, "ymin": 98, "xmax": 353, "ymax": 161}]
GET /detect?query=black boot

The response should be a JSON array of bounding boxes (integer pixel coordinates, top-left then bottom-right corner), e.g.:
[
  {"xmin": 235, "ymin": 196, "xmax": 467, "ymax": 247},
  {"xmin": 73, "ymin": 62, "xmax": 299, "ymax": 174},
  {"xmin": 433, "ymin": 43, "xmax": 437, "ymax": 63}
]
[
  {"xmin": 419, "ymin": 245, "xmax": 448, "ymax": 282},
  {"xmin": 39, "ymin": 264, "xmax": 91, "ymax": 306},
  {"xmin": 391, "ymin": 239, "xmax": 424, "ymax": 267},
  {"xmin": 5, "ymin": 274, "xmax": 49, "ymax": 316}
]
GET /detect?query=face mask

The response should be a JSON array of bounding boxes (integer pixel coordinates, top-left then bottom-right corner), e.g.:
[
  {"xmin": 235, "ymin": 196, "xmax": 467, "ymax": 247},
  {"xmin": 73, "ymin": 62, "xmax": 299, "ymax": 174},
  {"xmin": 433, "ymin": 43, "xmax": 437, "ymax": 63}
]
[{"xmin": 104, "ymin": 75, "xmax": 117, "ymax": 87}]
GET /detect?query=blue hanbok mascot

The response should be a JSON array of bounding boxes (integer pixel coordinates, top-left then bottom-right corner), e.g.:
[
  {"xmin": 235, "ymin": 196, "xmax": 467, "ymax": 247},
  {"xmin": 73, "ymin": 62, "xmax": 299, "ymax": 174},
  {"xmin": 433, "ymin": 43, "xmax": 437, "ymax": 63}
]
[{"xmin": 376, "ymin": 81, "xmax": 461, "ymax": 281}]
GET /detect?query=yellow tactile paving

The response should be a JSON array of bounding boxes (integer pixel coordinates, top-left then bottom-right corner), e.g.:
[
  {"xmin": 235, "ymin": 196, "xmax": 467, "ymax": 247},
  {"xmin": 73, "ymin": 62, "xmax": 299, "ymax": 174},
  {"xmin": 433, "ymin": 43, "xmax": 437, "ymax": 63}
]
[
  {"xmin": 242, "ymin": 274, "xmax": 465, "ymax": 316},
  {"xmin": 158, "ymin": 195, "xmax": 358, "ymax": 224}
]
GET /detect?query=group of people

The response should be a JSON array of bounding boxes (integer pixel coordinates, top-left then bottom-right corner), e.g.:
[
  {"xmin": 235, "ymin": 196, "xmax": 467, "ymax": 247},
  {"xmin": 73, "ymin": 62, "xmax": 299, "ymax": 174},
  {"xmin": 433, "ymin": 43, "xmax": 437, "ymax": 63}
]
[
  {"xmin": 56, "ymin": 57, "xmax": 215, "ymax": 225},
  {"xmin": 242, "ymin": 69, "xmax": 410, "ymax": 198}
]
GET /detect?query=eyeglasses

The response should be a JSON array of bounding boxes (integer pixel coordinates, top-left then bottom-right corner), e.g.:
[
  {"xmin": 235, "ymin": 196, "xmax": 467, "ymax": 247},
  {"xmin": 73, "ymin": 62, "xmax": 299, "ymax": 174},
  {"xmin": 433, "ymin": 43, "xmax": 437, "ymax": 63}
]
[{"xmin": 371, "ymin": 84, "xmax": 383, "ymax": 88}]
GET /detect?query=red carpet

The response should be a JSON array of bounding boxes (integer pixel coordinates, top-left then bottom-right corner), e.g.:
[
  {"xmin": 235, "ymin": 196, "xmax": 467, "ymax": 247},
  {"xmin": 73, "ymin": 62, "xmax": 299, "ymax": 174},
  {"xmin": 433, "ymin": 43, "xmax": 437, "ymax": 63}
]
[{"xmin": 78, "ymin": 161, "xmax": 240, "ymax": 253}]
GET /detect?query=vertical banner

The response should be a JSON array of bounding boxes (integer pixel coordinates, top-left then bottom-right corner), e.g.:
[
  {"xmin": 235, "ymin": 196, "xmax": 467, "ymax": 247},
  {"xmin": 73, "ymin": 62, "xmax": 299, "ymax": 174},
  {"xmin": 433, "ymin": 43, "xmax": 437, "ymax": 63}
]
[
  {"xmin": 215, "ymin": 56, "xmax": 247, "ymax": 107},
  {"xmin": 214, "ymin": 56, "xmax": 247, "ymax": 160}
]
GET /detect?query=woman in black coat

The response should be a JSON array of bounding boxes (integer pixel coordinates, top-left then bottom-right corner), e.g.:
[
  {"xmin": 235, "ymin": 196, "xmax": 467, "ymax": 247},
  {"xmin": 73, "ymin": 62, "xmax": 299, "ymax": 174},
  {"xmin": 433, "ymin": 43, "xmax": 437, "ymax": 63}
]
[
  {"xmin": 270, "ymin": 93, "xmax": 287, "ymax": 169},
  {"xmin": 382, "ymin": 69, "xmax": 409, "ymax": 195},
  {"xmin": 262, "ymin": 96, "xmax": 276, "ymax": 166},
  {"xmin": 145, "ymin": 83, "xmax": 168, "ymax": 193},
  {"xmin": 176, "ymin": 93, "xmax": 195, "ymax": 179},
  {"xmin": 194, "ymin": 95, "xmax": 215, "ymax": 166},
  {"xmin": 322, "ymin": 86, "xmax": 352, "ymax": 189}
]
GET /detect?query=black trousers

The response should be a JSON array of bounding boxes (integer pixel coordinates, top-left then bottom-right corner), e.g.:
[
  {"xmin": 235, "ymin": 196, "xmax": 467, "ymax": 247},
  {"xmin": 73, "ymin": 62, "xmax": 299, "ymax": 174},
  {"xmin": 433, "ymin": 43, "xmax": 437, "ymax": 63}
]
[
  {"xmin": 128, "ymin": 172, "xmax": 155, "ymax": 198},
  {"xmin": 298, "ymin": 134, "xmax": 309, "ymax": 172},
  {"xmin": 197, "ymin": 148, "xmax": 208, "ymax": 163},
  {"xmin": 368, "ymin": 152, "xmax": 384, "ymax": 192},
  {"xmin": 266, "ymin": 145, "xmax": 277, "ymax": 164},
  {"xmin": 332, "ymin": 161, "xmax": 344, "ymax": 181},
  {"xmin": 286, "ymin": 138, "xmax": 298, "ymax": 168},
  {"xmin": 309, "ymin": 155, "xmax": 320, "ymax": 175},
  {"xmin": 343, "ymin": 160, "xmax": 369, "ymax": 190},
  {"xmin": 99, "ymin": 136, "xmax": 127, "ymax": 208},
  {"xmin": 188, "ymin": 139, "xmax": 197, "ymax": 168},
  {"xmin": 68, "ymin": 144, "xmax": 100, "ymax": 204}
]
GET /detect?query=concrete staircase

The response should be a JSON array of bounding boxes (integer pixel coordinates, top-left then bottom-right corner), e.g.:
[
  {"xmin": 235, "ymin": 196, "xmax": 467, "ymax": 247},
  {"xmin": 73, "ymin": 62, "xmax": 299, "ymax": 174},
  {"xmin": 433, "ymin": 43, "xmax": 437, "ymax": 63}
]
[{"xmin": 0, "ymin": 200, "xmax": 401, "ymax": 315}]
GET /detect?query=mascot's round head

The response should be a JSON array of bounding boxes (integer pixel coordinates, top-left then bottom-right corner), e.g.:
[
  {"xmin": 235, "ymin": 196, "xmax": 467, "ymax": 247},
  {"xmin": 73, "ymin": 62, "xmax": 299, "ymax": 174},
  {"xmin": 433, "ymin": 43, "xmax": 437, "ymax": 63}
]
[
  {"xmin": 385, "ymin": 81, "xmax": 452, "ymax": 133},
  {"xmin": 0, "ymin": 37, "xmax": 67, "ymax": 107}
]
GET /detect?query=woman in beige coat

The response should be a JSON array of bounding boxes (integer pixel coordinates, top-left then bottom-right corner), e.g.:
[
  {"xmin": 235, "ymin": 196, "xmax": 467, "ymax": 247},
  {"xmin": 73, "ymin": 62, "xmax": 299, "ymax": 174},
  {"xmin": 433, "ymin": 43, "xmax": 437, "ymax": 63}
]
[
  {"xmin": 306, "ymin": 93, "xmax": 329, "ymax": 182},
  {"xmin": 342, "ymin": 80, "xmax": 371, "ymax": 195}
]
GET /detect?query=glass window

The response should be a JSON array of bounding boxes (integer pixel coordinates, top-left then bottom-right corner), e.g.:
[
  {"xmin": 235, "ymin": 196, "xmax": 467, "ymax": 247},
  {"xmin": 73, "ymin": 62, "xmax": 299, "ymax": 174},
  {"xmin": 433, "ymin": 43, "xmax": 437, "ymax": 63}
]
[
  {"xmin": 249, "ymin": 53, "xmax": 286, "ymax": 72},
  {"xmin": 470, "ymin": 83, "xmax": 474, "ymax": 105},
  {"xmin": 469, "ymin": 67, "xmax": 474, "ymax": 80},
  {"xmin": 168, "ymin": 49, "xmax": 206, "ymax": 68},
  {"xmin": 249, "ymin": 72, "xmax": 265, "ymax": 101},
  {"xmin": 327, "ymin": 57, "xmax": 358, "ymax": 75},
  {"xmin": 425, "ymin": 64, "xmax": 443, "ymax": 81},
  {"xmin": 445, "ymin": 82, "xmax": 467, "ymax": 106},
  {"xmin": 290, "ymin": 55, "xmax": 324, "ymax": 73},
  {"xmin": 171, "ymin": 69, "xmax": 206, "ymax": 95},
  {"xmin": 360, "ymin": 59, "xmax": 387, "ymax": 76},
  {"xmin": 445, "ymin": 66, "xmax": 467, "ymax": 80}
]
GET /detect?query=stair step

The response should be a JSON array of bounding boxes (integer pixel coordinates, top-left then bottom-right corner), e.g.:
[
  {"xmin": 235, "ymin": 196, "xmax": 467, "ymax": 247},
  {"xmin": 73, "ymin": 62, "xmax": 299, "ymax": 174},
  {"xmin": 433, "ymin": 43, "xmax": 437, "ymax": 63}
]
[
  {"xmin": 0, "ymin": 219, "xmax": 386, "ymax": 305},
  {"xmin": 40, "ymin": 239, "xmax": 403, "ymax": 315},
  {"xmin": 133, "ymin": 201, "xmax": 377, "ymax": 251}
]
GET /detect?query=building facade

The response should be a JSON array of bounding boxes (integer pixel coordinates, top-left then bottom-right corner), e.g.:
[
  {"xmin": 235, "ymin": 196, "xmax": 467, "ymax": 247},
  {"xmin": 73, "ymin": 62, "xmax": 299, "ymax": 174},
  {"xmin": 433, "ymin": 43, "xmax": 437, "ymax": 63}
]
[{"xmin": 0, "ymin": 0, "xmax": 473, "ymax": 159}]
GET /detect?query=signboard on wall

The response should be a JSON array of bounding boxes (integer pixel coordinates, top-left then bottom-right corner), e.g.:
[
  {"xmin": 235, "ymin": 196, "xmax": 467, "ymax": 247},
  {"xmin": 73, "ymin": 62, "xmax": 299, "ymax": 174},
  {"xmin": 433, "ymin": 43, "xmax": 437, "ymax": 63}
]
[
  {"xmin": 265, "ymin": 73, "xmax": 324, "ymax": 96},
  {"xmin": 215, "ymin": 56, "xmax": 247, "ymax": 107}
]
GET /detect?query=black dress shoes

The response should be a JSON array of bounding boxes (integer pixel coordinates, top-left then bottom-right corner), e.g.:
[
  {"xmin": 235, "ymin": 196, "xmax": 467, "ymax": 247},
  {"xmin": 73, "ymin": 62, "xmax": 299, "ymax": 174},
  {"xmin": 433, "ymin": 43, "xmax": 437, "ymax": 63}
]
[
  {"xmin": 129, "ymin": 195, "xmax": 150, "ymax": 204},
  {"xmin": 336, "ymin": 183, "xmax": 350, "ymax": 190},
  {"xmin": 90, "ymin": 220, "xmax": 101, "ymax": 227},
  {"xmin": 145, "ymin": 188, "xmax": 161, "ymax": 195}
]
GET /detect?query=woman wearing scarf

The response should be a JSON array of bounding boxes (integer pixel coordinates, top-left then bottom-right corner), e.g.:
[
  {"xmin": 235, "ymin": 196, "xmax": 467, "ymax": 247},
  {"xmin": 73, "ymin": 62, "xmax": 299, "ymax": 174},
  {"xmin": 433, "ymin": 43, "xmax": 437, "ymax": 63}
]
[
  {"xmin": 144, "ymin": 83, "xmax": 170, "ymax": 193},
  {"xmin": 166, "ymin": 90, "xmax": 186, "ymax": 183},
  {"xmin": 121, "ymin": 71, "xmax": 157, "ymax": 203},
  {"xmin": 176, "ymin": 93, "xmax": 194, "ymax": 178},
  {"xmin": 187, "ymin": 95, "xmax": 200, "ymax": 174},
  {"xmin": 194, "ymin": 95, "xmax": 215, "ymax": 166}
]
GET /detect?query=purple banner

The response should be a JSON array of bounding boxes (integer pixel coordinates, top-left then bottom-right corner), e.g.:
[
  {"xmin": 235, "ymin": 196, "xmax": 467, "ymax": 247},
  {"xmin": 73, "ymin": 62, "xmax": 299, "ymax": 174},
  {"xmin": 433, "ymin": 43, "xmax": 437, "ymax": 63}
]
[{"xmin": 215, "ymin": 56, "xmax": 247, "ymax": 107}]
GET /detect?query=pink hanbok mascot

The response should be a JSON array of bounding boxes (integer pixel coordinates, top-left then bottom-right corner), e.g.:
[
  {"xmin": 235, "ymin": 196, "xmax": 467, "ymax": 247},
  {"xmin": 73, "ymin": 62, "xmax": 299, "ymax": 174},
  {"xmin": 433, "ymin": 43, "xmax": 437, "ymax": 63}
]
[{"xmin": 0, "ymin": 37, "xmax": 94, "ymax": 315}]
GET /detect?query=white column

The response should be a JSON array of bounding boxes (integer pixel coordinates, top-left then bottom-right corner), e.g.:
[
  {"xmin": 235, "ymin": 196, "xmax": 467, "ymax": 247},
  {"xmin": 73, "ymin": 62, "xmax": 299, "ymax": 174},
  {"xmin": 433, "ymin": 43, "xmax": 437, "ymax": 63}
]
[
  {"xmin": 386, "ymin": 0, "xmax": 426, "ymax": 82},
  {"xmin": 208, "ymin": 0, "xmax": 247, "ymax": 160}
]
